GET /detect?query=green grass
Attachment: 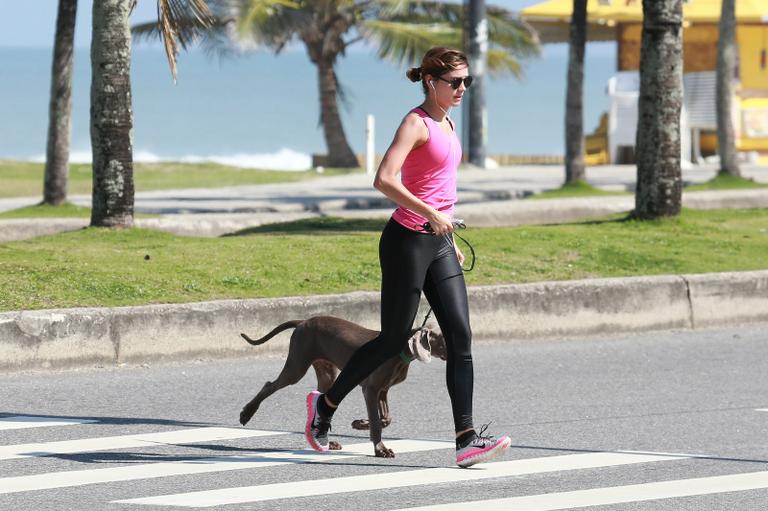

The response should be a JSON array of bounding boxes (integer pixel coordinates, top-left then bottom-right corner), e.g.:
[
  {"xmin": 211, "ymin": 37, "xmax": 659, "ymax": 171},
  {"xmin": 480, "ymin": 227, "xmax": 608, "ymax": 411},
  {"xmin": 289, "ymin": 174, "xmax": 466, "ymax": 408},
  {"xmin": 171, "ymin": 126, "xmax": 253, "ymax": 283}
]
[
  {"xmin": 528, "ymin": 180, "xmax": 629, "ymax": 200},
  {"xmin": 685, "ymin": 172, "xmax": 768, "ymax": 191},
  {"xmin": 0, "ymin": 160, "xmax": 363, "ymax": 199},
  {"xmin": 0, "ymin": 202, "xmax": 92, "ymax": 219},
  {"xmin": 1, "ymin": 209, "xmax": 767, "ymax": 312},
  {"xmin": 527, "ymin": 173, "xmax": 768, "ymax": 199}
]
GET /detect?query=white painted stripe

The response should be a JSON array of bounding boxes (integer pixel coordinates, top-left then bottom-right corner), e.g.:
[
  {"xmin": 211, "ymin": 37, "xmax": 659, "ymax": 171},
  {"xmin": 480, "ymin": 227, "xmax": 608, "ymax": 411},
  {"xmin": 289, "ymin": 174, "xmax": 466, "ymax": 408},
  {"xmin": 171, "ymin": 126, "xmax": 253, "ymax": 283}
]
[
  {"xmin": 388, "ymin": 470, "xmax": 768, "ymax": 511},
  {"xmin": 115, "ymin": 451, "xmax": 683, "ymax": 507},
  {"xmin": 756, "ymin": 409, "xmax": 768, "ymax": 412},
  {"xmin": 0, "ymin": 427, "xmax": 286, "ymax": 461},
  {"xmin": 0, "ymin": 439, "xmax": 449, "ymax": 495},
  {"xmin": 0, "ymin": 416, "xmax": 97, "ymax": 431}
]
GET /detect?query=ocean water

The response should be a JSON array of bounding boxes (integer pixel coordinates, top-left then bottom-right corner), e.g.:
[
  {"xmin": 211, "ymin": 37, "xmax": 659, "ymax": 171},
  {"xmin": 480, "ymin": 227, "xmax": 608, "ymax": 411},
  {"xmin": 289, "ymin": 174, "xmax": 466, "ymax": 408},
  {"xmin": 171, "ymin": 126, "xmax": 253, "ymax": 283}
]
[{"xmin": 0, "ymin": 43, "xmax": 618, "ymax": 169}]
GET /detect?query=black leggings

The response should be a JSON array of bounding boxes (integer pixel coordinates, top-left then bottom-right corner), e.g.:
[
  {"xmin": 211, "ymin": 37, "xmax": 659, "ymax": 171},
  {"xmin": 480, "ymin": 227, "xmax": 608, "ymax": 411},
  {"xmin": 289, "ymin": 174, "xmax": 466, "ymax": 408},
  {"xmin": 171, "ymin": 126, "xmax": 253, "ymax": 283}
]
[{"xmin": 326, "ymin": 218, "xmax": 474, "ymax": 433}]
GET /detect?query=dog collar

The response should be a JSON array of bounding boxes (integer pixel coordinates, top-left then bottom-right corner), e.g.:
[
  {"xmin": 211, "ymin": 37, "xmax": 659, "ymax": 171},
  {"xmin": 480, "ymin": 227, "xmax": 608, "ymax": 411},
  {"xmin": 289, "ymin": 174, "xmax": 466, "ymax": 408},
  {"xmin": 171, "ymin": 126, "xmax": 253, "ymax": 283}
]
[{"xmin": 399, "ymin": 351, "xmax": 414, "ymax": 364}]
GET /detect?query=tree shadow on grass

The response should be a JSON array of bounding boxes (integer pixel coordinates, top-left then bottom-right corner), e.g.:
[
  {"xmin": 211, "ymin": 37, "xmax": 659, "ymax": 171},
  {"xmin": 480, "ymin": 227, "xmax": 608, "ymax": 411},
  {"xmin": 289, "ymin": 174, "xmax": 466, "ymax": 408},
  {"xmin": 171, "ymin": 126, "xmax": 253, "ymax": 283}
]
[
  {"xmin": 223, "ymin": 216, "xmax": 387, "ymax": 237},
  {"xmin": 540, "ymin": 212, "xmax": 636, "ymax": 227}
]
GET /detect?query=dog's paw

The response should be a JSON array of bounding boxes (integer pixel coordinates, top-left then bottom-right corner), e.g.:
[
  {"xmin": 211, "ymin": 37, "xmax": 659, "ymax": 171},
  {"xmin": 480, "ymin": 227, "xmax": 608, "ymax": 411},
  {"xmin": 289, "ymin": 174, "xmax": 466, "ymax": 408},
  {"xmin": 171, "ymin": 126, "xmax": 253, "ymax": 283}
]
[
  {"xmin": 329, "ymin": 440, "xmax": 342, "ymax": 451},
  {"xmin": 351, "ymin": 419, "xmax": 370, "ymax": 430},
  {"xmin": 239, "ymin": 407, "xmax": 254, "ymax": 426},
  {"xmin": 374, "ymin": 442, "xmax": 395, "ymax": 458}
]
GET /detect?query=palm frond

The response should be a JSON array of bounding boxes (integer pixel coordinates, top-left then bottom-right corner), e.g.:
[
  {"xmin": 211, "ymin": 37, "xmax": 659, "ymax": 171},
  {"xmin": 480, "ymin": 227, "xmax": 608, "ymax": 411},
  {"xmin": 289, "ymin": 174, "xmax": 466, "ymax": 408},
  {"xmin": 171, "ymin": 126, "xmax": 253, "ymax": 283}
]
[
  {"xmin": 362, "ymin": 0, "xmax": 412, "ymax": 18},
  {"xmin": 133, "ymin": 15, "xmax": 237, "ymax": 63},
  {"xmin": 366, "ymin": 1, "xmax": 540, "ymax": 78},
  {"xmin": 238, "ymin": 0, "xmax": 298, "ymax": 33},
  {"xmin": 360, "ymin": 20, "xmax": 459, "ymax": 67},
  {"xmin": 334, "ymin": 68, "xmax": 355, "ymax": 114},
  {"xmin": 153, "ymin": 0, "xmax": 216, "ymax": 81},
  {"xmin": 227, "ymin": 0, "xmax": 307, "ymax": 52},
  {"xmin": 486, "ymin": 5, "xmax": 541, "ymax": 59},
  {"xmin": 487, "ymin": 48, "xmax": 523, "ymax": 79},
  {"xmin": 371, "ymin": 0, "xmax": 463, "ymax": 24}
]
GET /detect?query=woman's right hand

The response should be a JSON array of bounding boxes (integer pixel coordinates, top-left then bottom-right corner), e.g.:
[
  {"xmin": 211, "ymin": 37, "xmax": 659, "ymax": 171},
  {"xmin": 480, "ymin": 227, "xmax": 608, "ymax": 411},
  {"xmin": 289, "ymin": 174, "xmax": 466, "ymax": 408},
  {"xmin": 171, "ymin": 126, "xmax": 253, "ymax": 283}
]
[{"xmin": 425, "ymin": 210, "xmax": 454, "ymax": 235}]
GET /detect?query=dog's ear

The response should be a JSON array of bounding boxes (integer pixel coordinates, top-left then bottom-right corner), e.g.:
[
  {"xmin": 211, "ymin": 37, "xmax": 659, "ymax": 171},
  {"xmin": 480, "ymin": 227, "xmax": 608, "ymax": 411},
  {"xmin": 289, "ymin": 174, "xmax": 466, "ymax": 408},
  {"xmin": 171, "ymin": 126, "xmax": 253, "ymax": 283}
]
[
  {"xmin": 421, "ymin": 326, "xmax": 442, "ymax": 347},
  {"xmin": 408, "ymin": 330, "xmax": 432, "ymax": 363}
]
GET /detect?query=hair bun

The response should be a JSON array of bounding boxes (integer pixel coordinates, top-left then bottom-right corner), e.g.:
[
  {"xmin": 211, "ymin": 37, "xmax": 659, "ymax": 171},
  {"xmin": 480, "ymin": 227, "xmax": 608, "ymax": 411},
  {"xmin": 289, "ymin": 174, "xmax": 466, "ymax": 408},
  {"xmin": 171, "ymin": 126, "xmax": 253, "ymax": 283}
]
[{"xmin": 406, "ymin": 67, "xmax": 422, "ymax": 82}]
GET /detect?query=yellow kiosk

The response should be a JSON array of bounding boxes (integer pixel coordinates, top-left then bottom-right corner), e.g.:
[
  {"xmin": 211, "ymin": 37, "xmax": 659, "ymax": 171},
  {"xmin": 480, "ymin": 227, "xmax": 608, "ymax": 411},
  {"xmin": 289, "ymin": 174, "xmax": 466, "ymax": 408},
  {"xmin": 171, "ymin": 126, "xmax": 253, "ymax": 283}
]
[{"xmin": 521, "ymin": 0, "xmax": 768, "ymax": 164}]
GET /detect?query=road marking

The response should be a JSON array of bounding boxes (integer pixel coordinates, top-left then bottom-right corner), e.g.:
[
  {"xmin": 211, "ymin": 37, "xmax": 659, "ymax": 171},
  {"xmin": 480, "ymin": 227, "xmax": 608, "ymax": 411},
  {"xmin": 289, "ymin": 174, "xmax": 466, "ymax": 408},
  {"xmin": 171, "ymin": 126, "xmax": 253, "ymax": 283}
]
[
  {"xmin": 0, "ymin": 427, "xmax": 287, "ymax": 461},
  {"xmin": 388, "ymin": 470, "xmax": 768, "ymax": 510},
  {"xmin": 0, "ymin": 439, "xmax": 450, "ymax": 495},
  {"xmin": 0, "ymin": 416, "xmax": 97, "ymax": 431},
  {"xmin": 115, "ymin": 451, "xmax": 683, "ymax": 507},
  {"xmin": 756, "ymin": 409, "xmax": 768, "ymax": 412}
]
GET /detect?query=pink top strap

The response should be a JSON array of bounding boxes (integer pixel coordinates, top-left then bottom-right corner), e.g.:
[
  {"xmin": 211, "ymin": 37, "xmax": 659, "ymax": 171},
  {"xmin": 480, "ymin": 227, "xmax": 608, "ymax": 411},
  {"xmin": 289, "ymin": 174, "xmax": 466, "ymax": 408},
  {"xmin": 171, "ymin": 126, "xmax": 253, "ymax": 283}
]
[{"xmin": 391, "ymin": 107, "xmax": 462, "ymax": 232}]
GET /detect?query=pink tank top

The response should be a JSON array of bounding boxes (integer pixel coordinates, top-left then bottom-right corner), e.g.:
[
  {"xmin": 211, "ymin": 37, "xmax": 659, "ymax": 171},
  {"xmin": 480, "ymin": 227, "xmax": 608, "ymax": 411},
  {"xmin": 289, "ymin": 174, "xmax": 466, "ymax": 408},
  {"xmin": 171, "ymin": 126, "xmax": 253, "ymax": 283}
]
[{"xmin": 391, "ymin": 107, "xmax": 462, "ymax": 232}]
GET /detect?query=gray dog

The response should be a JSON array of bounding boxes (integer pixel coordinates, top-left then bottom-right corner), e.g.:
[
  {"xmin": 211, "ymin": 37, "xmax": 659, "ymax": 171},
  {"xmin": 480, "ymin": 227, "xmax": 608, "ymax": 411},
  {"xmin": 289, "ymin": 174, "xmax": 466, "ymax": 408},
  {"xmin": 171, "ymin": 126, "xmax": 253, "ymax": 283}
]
[{"xmin": 238, "ymin": 315, "xmax": 447, "ymax": 457}]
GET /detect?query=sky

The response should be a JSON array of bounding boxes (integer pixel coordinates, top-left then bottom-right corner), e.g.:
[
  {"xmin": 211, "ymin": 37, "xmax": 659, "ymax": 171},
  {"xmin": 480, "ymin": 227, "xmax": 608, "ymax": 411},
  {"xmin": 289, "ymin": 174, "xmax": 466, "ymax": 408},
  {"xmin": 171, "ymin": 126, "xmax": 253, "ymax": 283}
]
[{"xmin": 0, "ymin": 0, "xmax": 539, "ymax": 49}]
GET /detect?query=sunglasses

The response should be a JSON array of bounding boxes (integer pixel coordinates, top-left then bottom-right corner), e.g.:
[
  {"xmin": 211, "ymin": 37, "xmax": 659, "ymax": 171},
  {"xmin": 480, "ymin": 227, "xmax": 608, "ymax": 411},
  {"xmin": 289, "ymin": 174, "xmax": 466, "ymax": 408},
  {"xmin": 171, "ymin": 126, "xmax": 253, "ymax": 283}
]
[{"xmin": 436, "ymin": 75, "xmax": 473, "ymax": 90}]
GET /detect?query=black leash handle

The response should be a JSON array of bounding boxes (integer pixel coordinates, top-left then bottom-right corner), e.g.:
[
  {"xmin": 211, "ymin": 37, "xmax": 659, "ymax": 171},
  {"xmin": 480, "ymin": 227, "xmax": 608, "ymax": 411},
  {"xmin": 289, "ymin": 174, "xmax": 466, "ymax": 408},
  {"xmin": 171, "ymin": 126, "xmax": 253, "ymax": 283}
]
[{"xmin": 420, "ymin": 218, "xmax": 466, "ymax": 234}]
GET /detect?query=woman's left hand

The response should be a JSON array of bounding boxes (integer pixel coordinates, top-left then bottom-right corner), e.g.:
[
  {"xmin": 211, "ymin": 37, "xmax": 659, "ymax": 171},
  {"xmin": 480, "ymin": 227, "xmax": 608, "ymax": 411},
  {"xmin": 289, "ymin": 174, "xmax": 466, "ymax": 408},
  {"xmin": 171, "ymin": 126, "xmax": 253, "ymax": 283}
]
[{"xmin": 454, "ymin": 243, "xmax": 465, "ymax": 266}]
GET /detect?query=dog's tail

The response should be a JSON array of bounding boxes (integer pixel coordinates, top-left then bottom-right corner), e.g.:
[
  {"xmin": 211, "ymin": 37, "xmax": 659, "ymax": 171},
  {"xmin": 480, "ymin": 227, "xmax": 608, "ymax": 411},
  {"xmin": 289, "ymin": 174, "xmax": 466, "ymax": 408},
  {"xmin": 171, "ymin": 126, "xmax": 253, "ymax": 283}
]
[{"xmin": 241, "ymin": 320, "xmax": 303, "ymax": 346}]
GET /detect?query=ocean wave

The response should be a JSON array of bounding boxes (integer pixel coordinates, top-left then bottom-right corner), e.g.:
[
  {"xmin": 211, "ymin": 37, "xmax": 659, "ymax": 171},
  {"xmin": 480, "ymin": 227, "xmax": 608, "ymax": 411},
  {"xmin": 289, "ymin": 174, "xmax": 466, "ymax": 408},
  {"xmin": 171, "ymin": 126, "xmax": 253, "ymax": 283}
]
[{"xmin": 28, "ymin": 148, "xmax": 313, "ymax": 171}]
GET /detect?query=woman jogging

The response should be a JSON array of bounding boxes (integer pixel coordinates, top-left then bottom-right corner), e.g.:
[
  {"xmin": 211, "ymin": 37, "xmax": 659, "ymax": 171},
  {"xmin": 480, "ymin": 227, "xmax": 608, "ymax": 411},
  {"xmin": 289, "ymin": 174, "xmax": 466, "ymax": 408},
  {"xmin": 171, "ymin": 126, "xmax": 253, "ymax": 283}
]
[{"xmin": 305, "ymin": 47, "xmax": 511, "ymax": 468}]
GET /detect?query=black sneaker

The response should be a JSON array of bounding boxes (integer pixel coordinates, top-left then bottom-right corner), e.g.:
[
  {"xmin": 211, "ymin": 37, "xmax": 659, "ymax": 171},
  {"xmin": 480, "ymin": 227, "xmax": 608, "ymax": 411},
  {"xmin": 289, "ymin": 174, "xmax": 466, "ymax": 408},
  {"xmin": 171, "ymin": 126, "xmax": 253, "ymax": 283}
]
[
  {"xmin": 305, "ymin": 390, "xmax": 332, "ymax": 452},
  {"xmin": 456, "ymin": 424, "xmax": 511, "ymax": 468}
]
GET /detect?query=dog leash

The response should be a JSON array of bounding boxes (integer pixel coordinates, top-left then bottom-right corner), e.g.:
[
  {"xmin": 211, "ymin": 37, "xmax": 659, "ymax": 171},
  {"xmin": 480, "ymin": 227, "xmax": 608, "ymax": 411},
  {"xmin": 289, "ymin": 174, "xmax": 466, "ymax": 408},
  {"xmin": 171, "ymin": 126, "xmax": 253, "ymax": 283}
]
[
  {"xmin": 449, "ymin": 223, "xmax": 476, "ymax": 273},
  {"xmin": 418, "ymin": 219, "xmax": 476, "ymax": 273},
  {"xmin": 416, "ymin": 220, "xmax": 476, "ymax": 330}
]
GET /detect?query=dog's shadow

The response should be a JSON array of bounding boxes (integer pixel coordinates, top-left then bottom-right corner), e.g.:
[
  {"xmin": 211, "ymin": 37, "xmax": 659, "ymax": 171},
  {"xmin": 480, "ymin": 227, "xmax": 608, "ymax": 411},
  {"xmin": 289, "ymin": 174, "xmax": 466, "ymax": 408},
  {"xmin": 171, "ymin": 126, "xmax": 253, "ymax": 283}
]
[{"xmin": 38, "ymin": 440, "xmax": 441, "ymax": 470}]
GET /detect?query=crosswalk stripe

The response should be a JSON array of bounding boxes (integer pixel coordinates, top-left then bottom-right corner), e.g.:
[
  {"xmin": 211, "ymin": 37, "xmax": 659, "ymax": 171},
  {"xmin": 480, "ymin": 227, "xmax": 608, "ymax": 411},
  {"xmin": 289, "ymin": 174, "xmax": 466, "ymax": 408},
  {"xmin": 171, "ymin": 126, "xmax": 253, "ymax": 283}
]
[
  {"xmin": 0, "ymin": 427, "xmax": 286, "ymax": 461},
  {"xmin": 0, "ymin": 439, "xmax": 450, "ymax": 495},
  {"xmin": 114, "ymin": 451, "xmax": 684, "ymax": 507},
  {"xmin": 387, "ymin": 470, "xmax": 768, "ymax": 511},
  {"xmin": 0, "ymin": 416, "xmax": 97, "ymax": 431}
]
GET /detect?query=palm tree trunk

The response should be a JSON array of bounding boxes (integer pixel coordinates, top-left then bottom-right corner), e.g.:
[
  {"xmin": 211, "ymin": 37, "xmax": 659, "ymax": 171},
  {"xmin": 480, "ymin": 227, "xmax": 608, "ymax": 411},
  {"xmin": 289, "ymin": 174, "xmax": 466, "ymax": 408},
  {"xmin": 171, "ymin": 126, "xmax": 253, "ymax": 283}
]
[
  {"xmin": 634, "ymin": 0, "xmax": 683, "ymax": 220},
  {"xmin": 466, "ymin": 0, "xmax": 487, "ymax": 168},
  {"xmin": 317, "ymin": 58, "xmax": 358, "ymax": 168},
  {"xmin": 564, "ymin": 0, "xmax": 587, "ymax": 184},
  {"xmin": 716, "ymin": 0, "xmax": 741, "ymax": 177},
  {"xmin": 43, "ymin": 0, "xmax": 78, "ymax": 206},
  {"xmin": 90, "ymin": 0, "xmax": 135, "ymax": 228}
]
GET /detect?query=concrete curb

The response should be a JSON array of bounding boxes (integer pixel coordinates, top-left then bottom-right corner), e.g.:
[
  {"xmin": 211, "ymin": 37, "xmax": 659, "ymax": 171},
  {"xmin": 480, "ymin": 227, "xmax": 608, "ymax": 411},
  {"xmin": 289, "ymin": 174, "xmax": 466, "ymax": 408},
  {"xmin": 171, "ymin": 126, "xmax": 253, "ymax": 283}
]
[
  {"xmin": 1, "ymin": 270, "xmax": 766, "ymax": 371},
  {"xmin": 0, "ymin": 218, "xmax": 89, "ymax": 242}
]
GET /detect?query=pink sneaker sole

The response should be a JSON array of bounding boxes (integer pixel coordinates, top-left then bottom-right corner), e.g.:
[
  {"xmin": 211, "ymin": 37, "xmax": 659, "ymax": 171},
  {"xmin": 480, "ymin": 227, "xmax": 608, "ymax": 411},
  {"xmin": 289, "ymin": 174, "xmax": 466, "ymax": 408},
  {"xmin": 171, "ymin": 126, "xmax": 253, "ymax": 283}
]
[
  {"xmin": 456, "ymin": 435, "xmax": 511, "ymax": 468},
  {"xmin": 305, "ymin": 390, "xmax": 329, "ymax": 452}
]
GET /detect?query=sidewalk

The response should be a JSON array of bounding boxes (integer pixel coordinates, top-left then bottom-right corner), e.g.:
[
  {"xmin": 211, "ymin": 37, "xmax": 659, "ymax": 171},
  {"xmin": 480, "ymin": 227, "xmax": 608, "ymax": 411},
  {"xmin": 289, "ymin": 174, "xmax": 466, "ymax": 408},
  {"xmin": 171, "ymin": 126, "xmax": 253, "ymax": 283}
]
[
  {"xmin": 3, "ymin": 163, "xmax": 768, "ymax": 215},
  {"xmin": 2, "ymin": 163, "xmax": 768, "ymax": 241}
]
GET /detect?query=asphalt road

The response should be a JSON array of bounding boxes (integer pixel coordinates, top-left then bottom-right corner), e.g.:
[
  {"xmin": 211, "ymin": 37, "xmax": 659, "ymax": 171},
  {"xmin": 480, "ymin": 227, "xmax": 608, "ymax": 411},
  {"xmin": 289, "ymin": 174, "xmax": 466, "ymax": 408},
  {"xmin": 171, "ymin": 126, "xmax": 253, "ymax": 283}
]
[{"xmin": 1, "ymin": 324, "xmax": 767, "ymax": 510}]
